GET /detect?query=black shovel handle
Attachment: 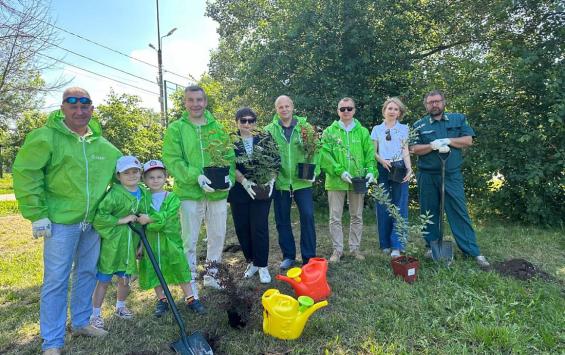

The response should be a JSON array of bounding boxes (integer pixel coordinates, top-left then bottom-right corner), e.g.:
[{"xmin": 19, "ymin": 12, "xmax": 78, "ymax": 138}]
[
  {"xmin": 128, "ymin": 223, "xmax": 191, "ymax": 350},
  {"xmin": 437, "ymin": 151, "xmax": 451, "ymax": 243}
]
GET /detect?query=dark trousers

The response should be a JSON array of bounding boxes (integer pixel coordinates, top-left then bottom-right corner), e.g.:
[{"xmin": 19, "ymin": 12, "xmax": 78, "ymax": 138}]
[
  {"xmin": 273, "ymin": 187, "xmax": 317, "ymax": 264},
  {"xmin": 230, "ymin": 200, "xmax": 272, "ymax": 267},
  {"xmin": 417, "ymin": 170, "xmax": 480, "ymax": 256}
]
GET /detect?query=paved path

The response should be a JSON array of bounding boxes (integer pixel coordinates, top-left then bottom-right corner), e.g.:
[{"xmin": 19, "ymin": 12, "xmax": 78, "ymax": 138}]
[{"xmin": 0, "ymin": 194, "xmax": 15, "ymax": 201}]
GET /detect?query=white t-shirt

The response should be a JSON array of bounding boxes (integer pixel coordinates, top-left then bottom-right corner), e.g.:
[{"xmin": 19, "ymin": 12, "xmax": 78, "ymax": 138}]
[{"xmin": 370, "ymin": 122, "xmax": 409, "ymax": 161}]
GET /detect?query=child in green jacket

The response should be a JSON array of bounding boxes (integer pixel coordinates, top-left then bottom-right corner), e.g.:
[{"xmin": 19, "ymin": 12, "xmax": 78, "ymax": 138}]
[
  {"xmin": 91, "ymin": 156, "xmax": 151, "ymax": 330},
  {"xmin": 139, "ymin": 160, "xmax": 205, "ymax": 317}
]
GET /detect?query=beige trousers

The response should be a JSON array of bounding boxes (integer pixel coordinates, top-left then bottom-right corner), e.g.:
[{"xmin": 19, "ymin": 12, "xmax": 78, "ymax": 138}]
[
  {"xmin": 328, "ymin": 190, "xmax": 365, "ymax": 253},
  {"xmin": 180, "ymin": 199, "xmax": 227, "ymax": 297}
]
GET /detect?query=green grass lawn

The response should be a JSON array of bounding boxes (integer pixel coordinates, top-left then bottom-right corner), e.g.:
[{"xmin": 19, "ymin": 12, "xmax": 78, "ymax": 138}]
[
  {"xmin": 0, "ymin": 173, "xmax": 13, "ymax": 194},
  {"xmin": 0, "ymin": 206, "xmax": 563, "ymax": 354}
]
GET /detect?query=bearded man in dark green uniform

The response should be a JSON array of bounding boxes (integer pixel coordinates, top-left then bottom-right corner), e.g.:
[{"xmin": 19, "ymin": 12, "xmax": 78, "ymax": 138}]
[{"xmin": 411, "ymin": 90, "xmax": 489, "ymax": 268}]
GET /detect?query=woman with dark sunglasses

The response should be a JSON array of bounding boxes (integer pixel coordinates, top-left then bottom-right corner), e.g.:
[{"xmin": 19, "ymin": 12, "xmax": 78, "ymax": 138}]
[
  {"xmin": 370, "ymin": 97, "xmax": 412, "ymax": 258},
  {"xmin": 227, "ymin": 107, "xmax": 279, "ymax": 283}
]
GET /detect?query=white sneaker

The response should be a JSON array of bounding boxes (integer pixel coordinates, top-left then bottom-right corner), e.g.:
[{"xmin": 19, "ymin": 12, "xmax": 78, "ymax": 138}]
[
  {"xmin": 390, "ymin": 249, "xmax": 401, "ymax": 258},
  {"xmin": 382, "ymin": 248, "xmax": 391, "ymax": 255},
  {"xmin": 476, "ymin": 255, "xmax": 490, "ymax": 268},
  {"xmin": 424, "ymin": 249, "xmax": 433, "ymax": 259},
  {"xmin": 203, "ymin": 275, "xmax": 224, "ymax": 289},
  {"xmin": 258, "ymin": 267, "xmax": 271, "ymax": 284},
  {"xmin": 89, "ymin": 315, "xmax": 105, "ymax": 330},
  {"xmin": 243, "ymin": 263, "xmax": 259, "ymax": 279}
]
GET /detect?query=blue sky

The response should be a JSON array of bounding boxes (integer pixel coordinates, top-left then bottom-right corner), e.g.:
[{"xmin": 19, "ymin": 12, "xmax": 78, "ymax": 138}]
[{"xmin": 40, "ymin": 0, "xmax": 218, "ymax": 111}]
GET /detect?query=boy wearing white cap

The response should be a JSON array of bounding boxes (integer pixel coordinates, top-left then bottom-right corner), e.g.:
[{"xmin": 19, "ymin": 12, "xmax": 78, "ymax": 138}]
[
  {"xmin": 90, "ymin": 156, "xmax": 152, "ymax": 330},
  {"xmin": 139, "ymin": 160, "xmax": 205, "ymax": 317}
]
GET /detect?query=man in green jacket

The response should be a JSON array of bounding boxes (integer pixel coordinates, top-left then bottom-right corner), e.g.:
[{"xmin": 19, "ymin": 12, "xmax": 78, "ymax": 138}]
[
  {"xmin": 13, "ymin": 87, "xmax": 121, "ymax": 354},
  {"xmin": 265, "ymin": 95, "xmax": 318, "ymax": 269},
  {"xmin": 162, "ymin": 85, "xmax": 235, "ymax": 291},
  {"xmin": 321, "ymin": 97, "xmax": 376, "ymax": 262}
]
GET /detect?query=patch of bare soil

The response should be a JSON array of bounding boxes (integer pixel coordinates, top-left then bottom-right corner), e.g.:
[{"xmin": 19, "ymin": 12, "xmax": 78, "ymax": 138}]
[{"xmin": 493, "ymin": 258, "xmax": 554, "ymax": 282}]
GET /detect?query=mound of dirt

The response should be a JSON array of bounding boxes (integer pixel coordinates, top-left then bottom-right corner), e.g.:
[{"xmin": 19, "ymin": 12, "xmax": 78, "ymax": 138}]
[{"xmin": 493, "ymin": 258, "xmax": 553, "ymax": 282}]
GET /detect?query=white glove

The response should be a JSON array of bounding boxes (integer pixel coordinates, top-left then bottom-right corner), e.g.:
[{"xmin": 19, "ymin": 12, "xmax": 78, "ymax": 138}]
[
  {"xmin": 266, "ymin": 178, "xmax": 275, "ymax": 197},
  {"xmin": 241, "ymin": 178, "xmax": 256, "ymax": 199},
  {"xmin": 438, "ymin": 145, "xmax": 451, "ymax": 153},
  {"xmin": 197, "ymin": 175, "xmax": 215, "ymax": 193},
  {"xmin": 341, "ymin": 171, "xmax": 352, "ymax": 184},
  {"xmin": 32, "ymin": 217, "xmax": 52, "ymax": 239},
  {"xmin": 365, "ymin": 172, "xmax": 375, "ymax": 186},
  {"xmin": 438, "ymin": 138, "xmax": 451, "ymax": 146}
]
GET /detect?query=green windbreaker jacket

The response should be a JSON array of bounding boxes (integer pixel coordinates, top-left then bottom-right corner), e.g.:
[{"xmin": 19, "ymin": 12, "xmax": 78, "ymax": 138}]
[
  {"xmin": 265, "ymin": 115, "xmax": 320, "ymax": 191},
  {"xmin": 320, "ymin": 119, "xmax": 377, "ymax": 191},
  {"xmin": 13, "ymin": 110, "xmax": 121, "ymax": 224},
  {"xmin": 162, "ymin": 110, "xmax": 235, "ymax": 201},
  {"xmin": 93, "ymin": 183, "xmax": 151, "ymax": 275}
]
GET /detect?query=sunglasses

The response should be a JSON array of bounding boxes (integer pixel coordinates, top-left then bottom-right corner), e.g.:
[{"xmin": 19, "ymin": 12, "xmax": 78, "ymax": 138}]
[
  {"xmin": 385, "ymin": 129, "xmax": 391, "ymax": 141},
  {"xmin": 339, "ymin": 107, "xmax": 354, "ymax": 112},
  {"xmin": 63, "ymin": 96, "xmax": 92, "ymax": 105},
  {"xmin": 239, "ymin": 118, "xmax": 257, "ymax": 124}
]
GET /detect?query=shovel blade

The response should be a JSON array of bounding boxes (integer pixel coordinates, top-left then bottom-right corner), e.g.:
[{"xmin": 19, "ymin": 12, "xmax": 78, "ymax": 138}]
[
  {"xmin": 170, "ymin": 331, "xmax": 213, "ymax": 355},
  {"xmin": 430, "ymin": 239, "xmax": 454, "ymax": 266}
]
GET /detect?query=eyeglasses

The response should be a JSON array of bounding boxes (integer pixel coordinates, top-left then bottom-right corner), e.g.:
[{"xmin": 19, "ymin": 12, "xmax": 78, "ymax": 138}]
[
  {"xmin": 239, "ymin": 118, "xmax": 256, "ymax": 124},
  {"xmin": 339, "ymin": 107, "xmax": 354, "ymax": 112},
  {"xmin": 425, "ymin": 100, "xmax": 443, "ymax": 106},
  {"xmin": 63, "ymin": 96, "xmax": 92, "ymax": 105},
  {"xmin": 385, "ymin": 129, "xmax": 391, "ymax": 141}
]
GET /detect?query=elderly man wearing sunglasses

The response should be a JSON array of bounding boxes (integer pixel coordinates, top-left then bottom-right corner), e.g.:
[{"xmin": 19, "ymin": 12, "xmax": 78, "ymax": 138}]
[
  {"xmin": 320, "ymin": 97, "xmax": 376, "ymax": 262},
  {"xmin": 13, "ymin": 87, "xmax": 121, "ymax": 354}
]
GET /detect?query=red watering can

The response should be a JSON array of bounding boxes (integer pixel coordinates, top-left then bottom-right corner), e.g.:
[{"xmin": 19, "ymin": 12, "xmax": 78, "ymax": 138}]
[{"xmin": 275, "ymin": 257, "xmax": 331, "ymax": 302}]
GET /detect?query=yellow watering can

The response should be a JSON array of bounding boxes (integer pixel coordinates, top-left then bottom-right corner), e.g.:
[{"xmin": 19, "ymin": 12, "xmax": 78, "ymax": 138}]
[{"xmin": 261, "ymin": 288, "xmax": 328, "ymax": 340}]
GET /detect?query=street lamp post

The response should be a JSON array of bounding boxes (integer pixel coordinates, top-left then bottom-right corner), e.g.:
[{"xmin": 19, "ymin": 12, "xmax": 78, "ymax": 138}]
[{"xmin": 150, "ymin": 0, "xmax": 176, "ymax": 127}]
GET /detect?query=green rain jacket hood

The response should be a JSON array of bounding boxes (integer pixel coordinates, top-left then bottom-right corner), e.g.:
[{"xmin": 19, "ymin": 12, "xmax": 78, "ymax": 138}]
[
  {"xmin": 320, "ymin": 119, "xmax": 376, "ymax": 191},
  {"xmin": 13, "ymin": 110, "xmax": 121, "ymax": 224},
  {"xmin": 265, "ymin": 114, "xmax": 320, "ymax": 192},
  {"xmin": 162, "ymin": 110, "xmax": 235, "ymax": 201}
]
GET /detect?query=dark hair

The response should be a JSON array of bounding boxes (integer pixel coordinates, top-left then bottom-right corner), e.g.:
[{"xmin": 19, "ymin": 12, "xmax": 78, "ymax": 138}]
[
  {"xmin": 235, "ymin": 107, "xmax": 257, "ymax": 121},
  {"xmin": 423, "ymin": 90, "xmax": 446, "ymax": 105},
  {"xmin": 184, "ymin": 85, "xmax": 206, "ymax": 98}
]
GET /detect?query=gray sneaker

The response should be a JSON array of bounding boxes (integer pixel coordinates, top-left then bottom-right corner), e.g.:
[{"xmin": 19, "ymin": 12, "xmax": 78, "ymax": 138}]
[
  {"xmin": 424, "ymin": 249, "xmax": 433, "ymax": 259},
  {"xmin": 476, "ymin": 255, "xmax": 490, "ymax": 268},
  {"xmin": 279, "ymin": 258, "xmax": 295, "ymax": 270},
  {"xmin": 73, "ymin": 324, "xmax": 108, "ymax": 337},
  {"xmin": 43, "ymin": 349, "xmax": 62, "ymax": 355}
]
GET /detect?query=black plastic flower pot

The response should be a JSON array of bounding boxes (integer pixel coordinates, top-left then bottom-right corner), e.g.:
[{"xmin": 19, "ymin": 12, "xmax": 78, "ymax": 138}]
[
  {"xmin": 203, "ymin": 166, "xmax": 230, "ymax": 190},
  {"xmin": 252, "ymin": 184, "xmax": 271, "ymax": 200},
  {"xmin": 296, "ymin": 163, "xmax": 316, "ymax": 180},
  {"xmin": 388, "ymin": 165, "xmax": 407, "ymax": 184},
  {"xmin": 351, "ymin": 177, "xmax": 368, "ymax": 193}
]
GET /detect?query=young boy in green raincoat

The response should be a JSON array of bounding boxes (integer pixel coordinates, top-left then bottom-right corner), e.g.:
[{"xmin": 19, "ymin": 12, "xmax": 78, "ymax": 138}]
[
  {"xmin": 90, "ymin": 156, "xmax": 151, "ymax": 330},
  {"xmin": 138, "ymin": 160, "xmax": 205, "ymax": 317}
]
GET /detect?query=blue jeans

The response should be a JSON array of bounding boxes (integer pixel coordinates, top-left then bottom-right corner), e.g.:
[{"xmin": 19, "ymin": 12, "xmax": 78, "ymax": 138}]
[
  {"xmin": 376, "ymin": 164, "xmax": 409, "ymax": 251},
  {"xmin": 41, "ymin": 223, "xmax": 100, "ymax": 350},
  {"xmin": 273, "ymin": 187, "xmax": 317, "ymax": 264}
]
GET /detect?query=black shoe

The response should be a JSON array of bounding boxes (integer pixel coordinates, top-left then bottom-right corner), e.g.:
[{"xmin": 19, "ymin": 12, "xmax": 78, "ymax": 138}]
[
  {"xmin": 154, "ymin": 299, "xmax": 169, "ymax": 318},
  {"xmin": 187, "ymin": 299, "xmax": 206, "ymax": 315}
]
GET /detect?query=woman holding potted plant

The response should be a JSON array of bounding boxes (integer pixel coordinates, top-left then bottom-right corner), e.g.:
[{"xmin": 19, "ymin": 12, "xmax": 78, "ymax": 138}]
[
  {"xmin": 228, "ymin": 108, "xmax": 279, "ymax": 283},
  {"xmin": 371, "ymin": 97, "xmax": 413, "ymax": 258}
]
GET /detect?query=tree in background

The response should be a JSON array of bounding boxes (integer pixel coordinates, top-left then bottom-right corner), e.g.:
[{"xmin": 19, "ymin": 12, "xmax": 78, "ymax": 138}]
[
  {"xmin": 206, "ymin": 0, "xmax": 564, "ymax": 225},
  {"xmin": 97, "ymin": 91, "xmax": 163, "ymax": 163},
  {"xmin": 0, "ymin": 0, "xmax": 66, "ymax": 127}
]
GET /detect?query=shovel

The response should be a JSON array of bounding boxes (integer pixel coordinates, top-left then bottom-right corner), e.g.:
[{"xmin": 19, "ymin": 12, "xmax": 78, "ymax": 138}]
[
  {"xmin": 430, "ymin": 149, "xmax": 454, "ymax": 266},
  {"xmin": 128, "ymin": 223, "xmax": 213, "ymax": 355}
]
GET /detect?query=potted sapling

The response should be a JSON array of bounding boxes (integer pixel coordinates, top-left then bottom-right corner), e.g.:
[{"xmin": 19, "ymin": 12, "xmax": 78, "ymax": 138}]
[
  {"xmin": 203, "ymin": 130, "xmax": 236, "ymax": 189},
  {"xmin": 296, "ymin": 124, "xmax": 321, "ymax": 180},
  {"xmin": 369, "ymin": 185, "xmax": 432, "ymax": 283},
  {"xmin": 204, "ymin": 261, "xmax": 254, "ymax": 329},
  {"xmin": 236, "ymin": 132, "xmax": 280, "ymax": 200}
]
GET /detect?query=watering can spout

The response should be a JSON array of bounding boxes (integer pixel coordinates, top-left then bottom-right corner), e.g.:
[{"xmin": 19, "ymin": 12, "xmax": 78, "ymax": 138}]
[
  {"xmin": 275, "ymin": 274, "xmax": 305, "ymax": 292},
  {"xmin": 299, "ymin": 299, "xmax": 328, "ymax": 323}
]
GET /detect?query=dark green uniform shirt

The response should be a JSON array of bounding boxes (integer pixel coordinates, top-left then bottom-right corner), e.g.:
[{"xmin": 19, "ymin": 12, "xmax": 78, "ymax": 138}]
[{"xmin": 412, "ymin": 113, "xmax": 475, "ymax": 174}]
